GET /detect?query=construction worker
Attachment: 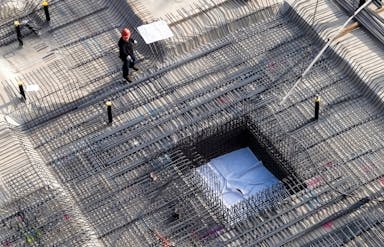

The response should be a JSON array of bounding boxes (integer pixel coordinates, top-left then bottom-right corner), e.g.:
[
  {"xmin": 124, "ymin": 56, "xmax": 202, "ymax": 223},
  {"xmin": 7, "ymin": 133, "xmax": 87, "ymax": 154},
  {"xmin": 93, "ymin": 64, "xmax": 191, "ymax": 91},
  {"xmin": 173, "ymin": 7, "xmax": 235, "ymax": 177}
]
[{"xmin": 118, "ymin": 28, "xmax": 139, "ymax": 82}]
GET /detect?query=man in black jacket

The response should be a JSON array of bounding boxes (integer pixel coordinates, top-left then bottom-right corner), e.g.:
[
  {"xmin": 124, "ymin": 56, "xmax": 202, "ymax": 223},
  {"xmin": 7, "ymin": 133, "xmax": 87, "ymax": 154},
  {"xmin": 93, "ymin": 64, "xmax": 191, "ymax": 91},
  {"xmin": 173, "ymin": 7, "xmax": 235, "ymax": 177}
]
[{"xmin": 118, "ymin": 28, "xmax": 139, "ymax": 82}]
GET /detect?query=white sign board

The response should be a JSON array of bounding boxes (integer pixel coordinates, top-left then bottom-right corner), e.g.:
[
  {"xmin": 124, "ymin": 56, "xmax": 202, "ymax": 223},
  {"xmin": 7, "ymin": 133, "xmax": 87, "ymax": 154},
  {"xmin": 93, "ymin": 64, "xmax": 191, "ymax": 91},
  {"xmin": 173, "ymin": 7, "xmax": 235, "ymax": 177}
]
[{"xmin": 137, "ymin": 20, "xmax": 174, "ymax": 44}]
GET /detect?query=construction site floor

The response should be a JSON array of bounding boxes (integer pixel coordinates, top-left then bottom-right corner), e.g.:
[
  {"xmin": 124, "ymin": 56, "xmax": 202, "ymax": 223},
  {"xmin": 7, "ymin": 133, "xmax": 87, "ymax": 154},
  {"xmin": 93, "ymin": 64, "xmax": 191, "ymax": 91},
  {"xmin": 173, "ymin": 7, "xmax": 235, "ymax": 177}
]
[{"xmin": 0, "ymin": 0, "xmax": 383, "ymax": 246}]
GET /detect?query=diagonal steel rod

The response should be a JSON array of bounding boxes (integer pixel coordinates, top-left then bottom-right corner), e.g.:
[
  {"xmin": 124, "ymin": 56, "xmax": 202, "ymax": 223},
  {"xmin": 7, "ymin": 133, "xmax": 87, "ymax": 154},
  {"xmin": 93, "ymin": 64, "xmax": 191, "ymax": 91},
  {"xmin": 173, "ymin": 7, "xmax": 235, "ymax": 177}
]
[{"xmin": 280, "ymin": 0, "xmax": 372, "ymax": 105}]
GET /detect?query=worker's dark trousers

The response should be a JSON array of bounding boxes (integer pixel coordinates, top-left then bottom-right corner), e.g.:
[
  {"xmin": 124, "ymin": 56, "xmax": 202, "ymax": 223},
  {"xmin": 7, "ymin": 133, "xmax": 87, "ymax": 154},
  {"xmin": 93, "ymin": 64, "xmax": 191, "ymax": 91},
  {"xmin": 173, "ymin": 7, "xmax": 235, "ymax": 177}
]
[
  {"xmin": 122, "ymin": 54, "xmax": 136, "ymax": 78},
  {"xmin": 17, "ymin": 37, "xmax": 23, "ymax": 46}
]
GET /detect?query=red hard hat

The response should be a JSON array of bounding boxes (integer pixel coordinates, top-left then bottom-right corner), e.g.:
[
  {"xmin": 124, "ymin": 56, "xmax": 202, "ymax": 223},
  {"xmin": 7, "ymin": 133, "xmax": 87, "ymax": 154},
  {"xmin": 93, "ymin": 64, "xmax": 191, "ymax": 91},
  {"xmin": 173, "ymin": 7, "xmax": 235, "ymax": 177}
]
[{"xmin": 121, "ymin": 28, "xmax": 131, "ymax": 40}]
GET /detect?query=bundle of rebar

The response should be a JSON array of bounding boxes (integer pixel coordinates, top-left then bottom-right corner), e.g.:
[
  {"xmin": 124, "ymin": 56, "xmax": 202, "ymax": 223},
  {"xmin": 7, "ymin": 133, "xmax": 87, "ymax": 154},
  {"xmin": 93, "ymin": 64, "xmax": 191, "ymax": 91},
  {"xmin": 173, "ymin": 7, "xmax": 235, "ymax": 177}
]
[{"xmin": 335, "ymin": 0, "xmax": 384, "ymax": 45}]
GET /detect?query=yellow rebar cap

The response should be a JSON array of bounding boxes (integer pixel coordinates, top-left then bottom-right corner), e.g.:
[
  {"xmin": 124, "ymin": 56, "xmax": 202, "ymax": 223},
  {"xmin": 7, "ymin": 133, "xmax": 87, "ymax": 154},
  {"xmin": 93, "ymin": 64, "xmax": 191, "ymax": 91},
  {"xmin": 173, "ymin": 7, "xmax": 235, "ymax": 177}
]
[
  {"xmin": 106, "ymin": 101, "xmax": 112, "ymax": 106},
  {"xmin": 42, "ymin": 1, "xmax": 49, "ymax": 7},
  {"xmin": 14, "ymin": 20, "xmax": 20, "ymax": 26}
]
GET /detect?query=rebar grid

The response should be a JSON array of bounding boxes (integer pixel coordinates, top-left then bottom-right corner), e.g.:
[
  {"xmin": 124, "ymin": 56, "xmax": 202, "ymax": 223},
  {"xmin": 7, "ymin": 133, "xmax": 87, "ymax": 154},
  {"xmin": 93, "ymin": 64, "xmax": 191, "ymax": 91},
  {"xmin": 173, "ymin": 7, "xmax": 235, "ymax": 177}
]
[
  {"xmin": 4, "ymin": 0, "xmax": 156, "ymax": 128},
  {"xmin": 0, "ymin": 0, "xmax": 383, "ymax": 246},
  {"xmin": 0, "ymin": 118, "xmax": 100, "ymax": 246}
]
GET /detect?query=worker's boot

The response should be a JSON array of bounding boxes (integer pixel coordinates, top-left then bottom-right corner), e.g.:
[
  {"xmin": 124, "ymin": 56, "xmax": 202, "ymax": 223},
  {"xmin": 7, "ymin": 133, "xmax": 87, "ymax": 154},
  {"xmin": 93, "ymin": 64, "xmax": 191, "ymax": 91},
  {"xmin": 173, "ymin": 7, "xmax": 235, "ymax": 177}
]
[
  {"xmin": 132, "ymin": 65, "xmax": 139, "ymax": 71},
  {"xmin": 124, "ymin": 75, "xmax": 133, "ymax": 83}
]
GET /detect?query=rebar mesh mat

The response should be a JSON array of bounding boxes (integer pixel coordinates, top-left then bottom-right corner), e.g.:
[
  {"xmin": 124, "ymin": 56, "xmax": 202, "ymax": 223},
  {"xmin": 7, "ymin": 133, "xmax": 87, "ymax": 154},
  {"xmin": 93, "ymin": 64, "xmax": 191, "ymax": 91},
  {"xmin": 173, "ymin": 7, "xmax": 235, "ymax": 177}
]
[{"xmin": 0, "ymin": 0, "xmax": 383, "ymax": 246}]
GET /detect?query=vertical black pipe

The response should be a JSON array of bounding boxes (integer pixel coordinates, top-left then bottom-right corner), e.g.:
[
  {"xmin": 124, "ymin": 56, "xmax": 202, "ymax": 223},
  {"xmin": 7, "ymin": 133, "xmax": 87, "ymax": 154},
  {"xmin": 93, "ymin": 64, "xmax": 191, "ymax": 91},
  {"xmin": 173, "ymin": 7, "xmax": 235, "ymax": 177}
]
[
  {"xmin": 18, "ymin": 81, "xmax": 26, "ymax": 100},
  {"xmin": 106, "ymin": 101, "xmax": 112, "ymax": 123},
  {"xmin": 314, "ymin": 95, "xmax": 320, "ymax": 120},
  {"xmin": 14, "ymin": 21, "xmax": 23, "ymax": 46},
  {"xmin": 43, "ymin": 1, "xmax": 50, "ymax": 22}
]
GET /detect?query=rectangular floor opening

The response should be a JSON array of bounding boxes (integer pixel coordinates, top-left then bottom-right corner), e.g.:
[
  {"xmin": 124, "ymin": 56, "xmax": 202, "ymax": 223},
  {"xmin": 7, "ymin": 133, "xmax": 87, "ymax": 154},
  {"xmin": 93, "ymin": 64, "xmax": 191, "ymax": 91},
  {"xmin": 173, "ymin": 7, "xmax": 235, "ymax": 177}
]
[
  {"xmin": 192, "ymin": 125, "xmax": 289, "ymax": 182},
  {"xmin": 196, "ymin": 147, "xmax": 281, "ymax": 208}
]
